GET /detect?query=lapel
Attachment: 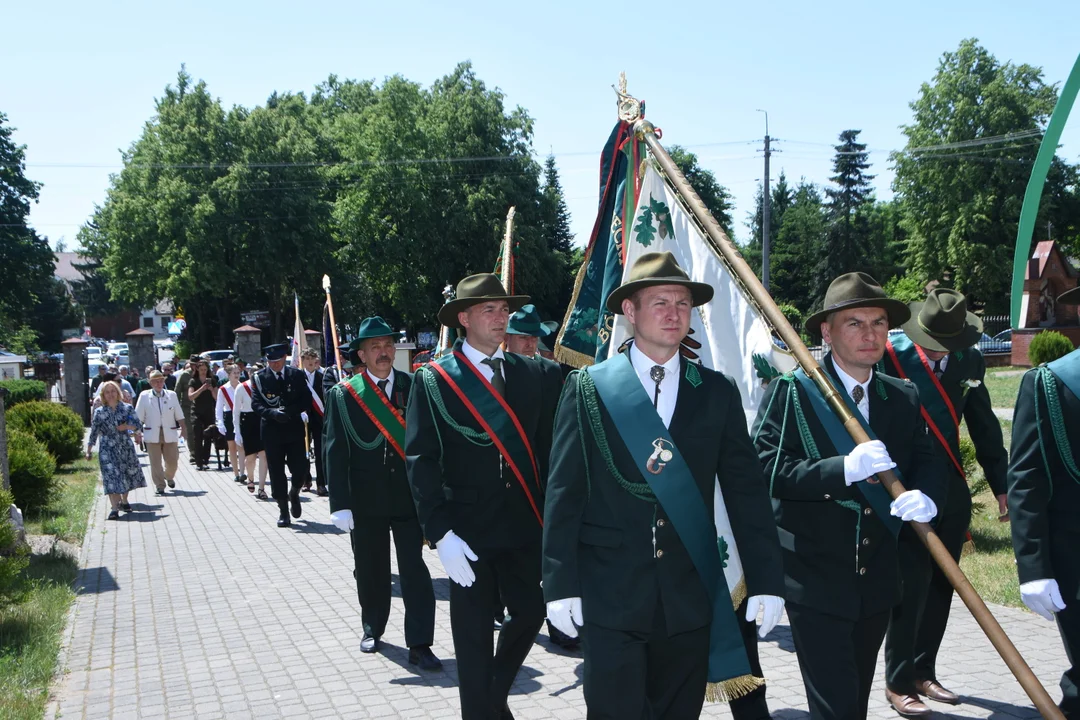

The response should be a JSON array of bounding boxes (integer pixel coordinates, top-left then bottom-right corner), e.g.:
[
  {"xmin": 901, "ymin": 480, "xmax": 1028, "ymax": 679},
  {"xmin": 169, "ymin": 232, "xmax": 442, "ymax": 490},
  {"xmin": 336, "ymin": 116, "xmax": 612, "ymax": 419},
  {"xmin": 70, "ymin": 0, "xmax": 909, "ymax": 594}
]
[
  {"xmin": 393, "ymin": 372, "xmax": 411, "ymax": 410},
  {"xmin": 668, "ymin": 357, "xmax": 702, "ymax": 442}
]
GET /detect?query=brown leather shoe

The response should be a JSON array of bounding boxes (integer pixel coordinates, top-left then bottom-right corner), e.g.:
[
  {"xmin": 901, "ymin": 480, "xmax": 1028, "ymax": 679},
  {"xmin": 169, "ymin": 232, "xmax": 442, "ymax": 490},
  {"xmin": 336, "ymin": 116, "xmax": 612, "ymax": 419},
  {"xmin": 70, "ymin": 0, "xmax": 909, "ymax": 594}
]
[
  {"xmin": 885, "ymin": 688, "xmax": 933, "ymax": 717},
  {"xmin": 916, "ymin": 678, "xmax": 960, "ymax": 705}
]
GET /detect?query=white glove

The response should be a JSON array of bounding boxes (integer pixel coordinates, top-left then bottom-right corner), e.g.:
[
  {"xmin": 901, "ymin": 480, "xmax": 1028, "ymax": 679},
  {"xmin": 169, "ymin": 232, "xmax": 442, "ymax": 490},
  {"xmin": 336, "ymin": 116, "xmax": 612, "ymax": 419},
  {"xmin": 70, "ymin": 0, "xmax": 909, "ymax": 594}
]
[
  {"xmin": 745, "ymin": 594, "xmax": 785, "ymax": 639},
  {"xmin": 330, "ymin": 509, "xmax": 354, "ymax": 532},
  {"xmin": 890, "ymin": 489, "xmax": 938, "ymax": 523},
  {"xmin": 301, "ymin": 411, "xmax": 309, "ymax": 423},
  {"xmin": 436, "ymin": 530, "xmax": 478, "ymax": 587},
  {"xmin": 1020, "ymin": 579, "xmax": 1067, "ymax": 621},
  {"xmin": 843, "ymin": 440, "xmax": 896, "ymax": 485},
  {"xmin": 216, "ymin": 423, "xmax": 226, "ymax": 436},
  {"xmin": 235, "ymin": 433, "xmax": 244, "ymax": 448},
  {"xmin": 547, "ymin": 597, "xmax": 584, "ymax": 639}
]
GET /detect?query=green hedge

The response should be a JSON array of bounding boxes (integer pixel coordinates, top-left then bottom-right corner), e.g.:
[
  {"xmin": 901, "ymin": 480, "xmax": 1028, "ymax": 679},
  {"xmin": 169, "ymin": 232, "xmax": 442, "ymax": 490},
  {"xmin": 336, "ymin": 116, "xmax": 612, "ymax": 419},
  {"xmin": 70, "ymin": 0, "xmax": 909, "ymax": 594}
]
[
  {"xmin": 1029, "ymin": 330, "xmax": 1075, "ymax": 367},
  {"xmin": 0, "ymin": 379, "xmax": 47, "ymax": 408},
  {"xmin": 6, "ymin": 429, "xmax": 57, "ymax": 513},
  {"xmin": 7, "ymin": 402, "xmax": 84, "ymax": 467}
]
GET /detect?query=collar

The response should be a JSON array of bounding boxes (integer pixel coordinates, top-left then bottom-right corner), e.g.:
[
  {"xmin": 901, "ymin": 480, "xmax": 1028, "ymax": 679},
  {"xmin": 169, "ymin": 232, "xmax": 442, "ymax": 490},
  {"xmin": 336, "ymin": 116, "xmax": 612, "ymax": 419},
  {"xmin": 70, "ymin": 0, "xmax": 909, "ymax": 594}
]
[
  {"xmin": 628, "ymin": 342, "xmax": 681, "ymax": 382},
  {"xmin": 462, "ymin": 338, "xmax": 506, "ymax": 367},
  {"xmin": 832, "ymin": 357, "xmax": 872, "ymax": 401},
  {"xmin": 365, "ymin": 368, "xmax": 395, "ymax": 387}
]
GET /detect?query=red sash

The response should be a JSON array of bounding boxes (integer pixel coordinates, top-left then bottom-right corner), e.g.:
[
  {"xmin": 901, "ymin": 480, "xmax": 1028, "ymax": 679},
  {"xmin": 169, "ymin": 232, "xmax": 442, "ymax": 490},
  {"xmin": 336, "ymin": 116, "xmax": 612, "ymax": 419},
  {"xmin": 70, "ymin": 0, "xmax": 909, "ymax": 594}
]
[
  {"xmin": 221, "ymin": 385, "xmax": 235, "ymax": 411},
  {"xmin": 242, "ymin": 381, "xmax": 253, "ymax": 398}
]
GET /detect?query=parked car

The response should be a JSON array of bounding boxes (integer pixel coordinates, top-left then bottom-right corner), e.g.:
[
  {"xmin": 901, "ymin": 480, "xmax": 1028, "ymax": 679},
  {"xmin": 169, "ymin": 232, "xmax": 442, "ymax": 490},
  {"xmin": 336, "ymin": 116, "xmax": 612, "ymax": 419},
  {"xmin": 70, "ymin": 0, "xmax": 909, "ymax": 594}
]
[
  {"xmin": 86, "ymin": 346, "xmax": 103, "ymax": 360},
  {"xmin": 202, "ymin": 349, "xmax": 236, "ymax": 363},
  {"xmin": 976, "ymin": 331, "xmax": 1011, "ymax": 355}
]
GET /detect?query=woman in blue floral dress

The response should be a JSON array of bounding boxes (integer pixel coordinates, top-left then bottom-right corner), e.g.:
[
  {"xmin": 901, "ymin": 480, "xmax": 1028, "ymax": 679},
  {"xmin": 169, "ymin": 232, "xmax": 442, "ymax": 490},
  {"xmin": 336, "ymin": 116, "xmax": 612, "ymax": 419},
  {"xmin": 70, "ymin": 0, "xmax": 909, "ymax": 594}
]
[{"xmin": 86, "ymin": 380, "xmax": 146, "ymax": 520}]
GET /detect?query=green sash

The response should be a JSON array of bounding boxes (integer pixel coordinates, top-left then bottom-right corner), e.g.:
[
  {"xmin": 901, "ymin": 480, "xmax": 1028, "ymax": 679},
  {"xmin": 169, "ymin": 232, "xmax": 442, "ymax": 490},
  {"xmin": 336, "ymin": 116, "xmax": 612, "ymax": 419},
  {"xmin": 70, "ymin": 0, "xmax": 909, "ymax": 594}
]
[
  {"xmin": 792, "ymin": 368, "xmax": 903, "ymax": 537},
  {"xmin": 428, "ymin": 350, "xmax": 543, "ymax": 526},
  {"xmin": 587, "ymin": 353, "xmax": 756, "ymax": 695},
  {"xmin": 342, "ymin": 373, "xmax": 406, "ymax": 459},
  {"xmin": 1047, "ymin": 349, "xmax": 1080, "ymax": 400},
  {"xmin": 885, "ymin": 334, "xmax": 965, "ymax": 477}
]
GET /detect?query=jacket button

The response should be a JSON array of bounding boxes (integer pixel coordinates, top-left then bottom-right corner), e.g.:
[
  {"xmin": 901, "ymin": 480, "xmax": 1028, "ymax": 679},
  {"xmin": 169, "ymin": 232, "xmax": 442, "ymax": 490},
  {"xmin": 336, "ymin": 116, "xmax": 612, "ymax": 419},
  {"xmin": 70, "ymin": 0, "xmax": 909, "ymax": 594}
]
[
  {"xmin": 656, "ymin": 549, "xmax": 664, "ymax": 558},
  {"xmin": 824, "ymin": 494, "xmax": 831, "ymax": 500},
  {"xmin": 657, "ymin": 519, "xmax": 666, "ymax": 527},
  {"xmin": 862, "ymin": 538, "xmax": 870, "ymax": 546},
  {"xmin": 863, "ymin": 507, "xmax": 872, "ymax": 515},
  {"xmin": 506, "ymin": 482, "xmax": 511, "ymax": 489},
  {"xmin": 859, "ymin": 567, "xmax": 867, "ymax": 575}
]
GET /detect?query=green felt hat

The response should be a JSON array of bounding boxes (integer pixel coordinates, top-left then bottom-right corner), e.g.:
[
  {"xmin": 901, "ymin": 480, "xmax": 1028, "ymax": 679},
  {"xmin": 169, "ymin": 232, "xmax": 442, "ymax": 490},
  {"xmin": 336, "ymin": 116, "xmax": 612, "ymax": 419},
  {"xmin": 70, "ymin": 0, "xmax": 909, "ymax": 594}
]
[
  {"xmin": 605, "ymin": 251, "xmax": 713, "ymax": 314},
  {"xmin": 902, "ymin": 288, "xmax": 982, "ymax": 353},
  {"xmin": 355, "ymin": 316, "xmax": 403, "ymax": 342},
  {"xmin": 438, "ymin": 274, "xmax": 529, "ymax": 329},
  {"xmin": 805, "ymin": 272, "xmax": 910, "ymax": 342},
  {"xmin": 506, "ymin": 304, "xmax": 553, "ymax": 337}
]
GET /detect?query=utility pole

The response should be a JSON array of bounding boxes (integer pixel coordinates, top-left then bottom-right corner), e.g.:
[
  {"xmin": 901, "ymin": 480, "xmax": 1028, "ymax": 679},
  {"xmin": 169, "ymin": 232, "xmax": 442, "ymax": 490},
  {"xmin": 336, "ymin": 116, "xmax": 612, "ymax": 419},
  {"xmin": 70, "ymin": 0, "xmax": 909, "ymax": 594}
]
[{"xmin": 757, "ymin": 109, "xmax": 772, "ymax": 291}]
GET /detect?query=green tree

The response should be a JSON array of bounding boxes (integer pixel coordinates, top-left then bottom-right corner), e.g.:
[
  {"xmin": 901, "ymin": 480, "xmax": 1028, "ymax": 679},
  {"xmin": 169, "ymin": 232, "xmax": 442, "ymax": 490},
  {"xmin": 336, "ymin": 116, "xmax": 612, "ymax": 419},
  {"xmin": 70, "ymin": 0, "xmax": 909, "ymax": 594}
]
[
  {"xmin": 892, "ymin": 38, "xmax": 1063, "ymax": 313},
  {"xmin": 668, "ymin": 145, "xmax": 735, "ymax": 237},
  {"xmin": 540, "ymin": 155, "xmax": 574, "ymax": 254},
  {"xmin": 814, "ymin": 129, "xmax": 875, "ymax": 305},
  {"xmin": 744, "ymin": 171, "xmax": 794, "ymax": 274},
  {"xmin": 770, "ymin": 180, "xmax": 827, "ymax": 315},
  {"xmin": 0, "ymin": 113, "xmax": 55, "ymax": 350}
]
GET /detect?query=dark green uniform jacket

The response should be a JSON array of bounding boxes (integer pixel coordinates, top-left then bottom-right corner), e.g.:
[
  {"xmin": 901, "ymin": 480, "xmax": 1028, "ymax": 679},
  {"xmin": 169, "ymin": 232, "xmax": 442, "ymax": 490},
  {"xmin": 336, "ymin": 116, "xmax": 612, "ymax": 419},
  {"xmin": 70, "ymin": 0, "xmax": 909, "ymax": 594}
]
[
  {"xmin": 881, "ymin": 339, "xmax": 1008, "ymax": 496},
  {"xmin": 324, "ymin": 372, "xmax": 417, "ymax": 518},
  {"xmin": 751, "ymin": 354, "xmax": 947, "ymax": 620},
  {"xmin": 405, "ymin": 341, "xmax": 559, "ymax": 551},
  {"xmin": 1008, "ymin": 354, "xmax": 1080, "ymax": 600},
  {"xmin": 542, "ymin": 356, "xmax": 784, "ymax": 635}
]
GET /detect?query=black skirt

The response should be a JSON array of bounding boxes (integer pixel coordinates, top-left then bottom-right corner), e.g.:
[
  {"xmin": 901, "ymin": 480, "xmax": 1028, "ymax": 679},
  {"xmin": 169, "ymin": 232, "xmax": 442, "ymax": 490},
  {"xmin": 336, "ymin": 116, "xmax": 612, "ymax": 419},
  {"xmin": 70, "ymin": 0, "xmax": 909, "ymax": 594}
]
[
  {"xmin": 223, "ymin": 411, "xmax": 235, "ymax": 442},
  {"xmin": 238, "ymin": 411, "xmax": 263, "ymax": 453}
]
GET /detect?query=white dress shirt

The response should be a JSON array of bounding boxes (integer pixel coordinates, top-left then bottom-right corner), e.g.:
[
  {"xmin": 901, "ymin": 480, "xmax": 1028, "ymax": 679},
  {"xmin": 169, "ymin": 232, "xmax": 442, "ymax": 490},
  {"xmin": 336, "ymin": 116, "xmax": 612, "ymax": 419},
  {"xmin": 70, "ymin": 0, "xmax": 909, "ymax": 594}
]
[
  {"xmin": 232, "ymin": 381, "xmax": 254, "ymax": 446},
  {"xmin": 461, "ymin": 339, "xmax": 506, "ymax": 384},
  {"xmin": 215, "ymin": 382, "xmax": 240, "ymax": 433},
  {"xmin": 628, "ymin": 343, "xmax": 681, "ymax": 428},
  {"xmin": 366, "ymin": 368, "xmax": 396, "ymax": 398},
  {"xmin": 833, "ymin": 360, "xmax": 872, "ymax": 422}
]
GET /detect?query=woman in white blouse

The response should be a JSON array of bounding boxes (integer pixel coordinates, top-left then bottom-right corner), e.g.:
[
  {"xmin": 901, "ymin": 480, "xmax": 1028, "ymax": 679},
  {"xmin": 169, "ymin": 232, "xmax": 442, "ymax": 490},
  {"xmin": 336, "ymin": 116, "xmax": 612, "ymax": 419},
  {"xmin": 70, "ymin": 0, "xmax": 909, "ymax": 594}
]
[
  {"xmin": 232, "ymin": 372, "xmax": 268, "ymax": 498},
  {"xmin": 215, "ymin": 365, "xmax": 246, "ymax": 484}
]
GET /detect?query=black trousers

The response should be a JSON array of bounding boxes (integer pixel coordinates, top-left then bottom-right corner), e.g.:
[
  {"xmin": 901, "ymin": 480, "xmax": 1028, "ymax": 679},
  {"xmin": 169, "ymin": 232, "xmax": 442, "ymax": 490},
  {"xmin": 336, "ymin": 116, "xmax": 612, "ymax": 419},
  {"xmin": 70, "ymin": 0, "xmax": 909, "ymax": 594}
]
[
  {"xmin": 580, "ymin": 597, "xmax": 710, "ymax": 720},
  {"xmin": 730, "ymin": 598, "xmax": 771, "ymax": 720},
  {"xmin": 191, "ymin": 409, "xmax": 215, "ymax": 467},
  {"xmin": 448, "ymin": 543, "xmax": 544, "ymax": 720},
  {"xmin": 787, "ymin": 602, "xmax": 890, "ymax": 720},
  {"xmin": 310, "ymin": 417, "xmax": 325, "ymax": 488},
  {"xmin": 351, "ymin": 514, "xmax": 435, "ymax": 648},
  {"xmin": 264, "ymin": 426, "xmax": 309, "ymax": 510},
  {"xmin": 885, "ymin": 481, "xmax": 971, "ymax": 691},
  {"xmin": 1058, "ymin": 599, "xmax": 1080, "ymax": 718}
]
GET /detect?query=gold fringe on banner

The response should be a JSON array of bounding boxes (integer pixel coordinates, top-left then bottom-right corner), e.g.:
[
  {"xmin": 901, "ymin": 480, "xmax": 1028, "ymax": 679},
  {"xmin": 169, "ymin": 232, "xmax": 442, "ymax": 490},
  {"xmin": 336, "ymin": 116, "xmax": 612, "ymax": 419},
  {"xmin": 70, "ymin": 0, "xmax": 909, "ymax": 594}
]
[
  {"xmin": 705, "ymin": 674, "xmax": 766, "ymax": 703},
  {"xmin": 729, "ymin": 577, "xmax": 747, "ymax": 611}
]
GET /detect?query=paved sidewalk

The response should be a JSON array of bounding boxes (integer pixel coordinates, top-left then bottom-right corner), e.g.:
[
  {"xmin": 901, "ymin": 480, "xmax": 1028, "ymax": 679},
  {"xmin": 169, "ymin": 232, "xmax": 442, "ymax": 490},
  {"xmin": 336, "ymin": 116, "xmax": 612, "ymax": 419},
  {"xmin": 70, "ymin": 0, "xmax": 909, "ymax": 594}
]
[{"xmin": 49, "ymin": 443, "xmax": 1068, "ymax": 719}]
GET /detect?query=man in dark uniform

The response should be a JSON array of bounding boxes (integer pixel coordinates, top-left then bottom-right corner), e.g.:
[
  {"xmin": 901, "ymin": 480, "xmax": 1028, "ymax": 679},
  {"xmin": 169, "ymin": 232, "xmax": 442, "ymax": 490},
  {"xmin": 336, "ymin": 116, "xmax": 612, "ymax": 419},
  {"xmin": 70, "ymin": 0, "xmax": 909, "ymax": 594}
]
[
  {"xmin": 879, "ymin": 288, "xmax": 1009, "ymax": 714},
  {"xmin": 543, "ymin": 252, "xmax": 785, "ymax": 719},
  {"xmin": 251, "ymin": 343, "xmax": 313, "ymax": 528},
  {"xmin": 503, "ymin": 304, "xmax": 577, "ymax": 650},
  {"xmin": 326, "ymin": 317, "xmax": 440, "ymax": 670},
  {"xmin": 752, "ymin": 272, "xmax": 946, "ymax": 720},
  {"xmin": 1008, "ymin": 286, "xmax": 1080, "ymax": 719},
  {"xmin": 406, "ymin": 273, "xmax": 558, "ymax": 720},
  {"xmin": 300, "ymin": 348, "xmax": 328, "ymax": 496}
]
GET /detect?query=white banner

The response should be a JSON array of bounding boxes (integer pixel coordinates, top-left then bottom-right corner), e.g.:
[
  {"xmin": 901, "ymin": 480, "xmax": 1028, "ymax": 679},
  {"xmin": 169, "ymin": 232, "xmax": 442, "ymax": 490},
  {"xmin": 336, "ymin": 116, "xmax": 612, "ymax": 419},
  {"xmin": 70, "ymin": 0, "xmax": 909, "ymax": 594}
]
[{"xmin": 613, "ymin": 163, "xmax": 796, "ymax": 603}]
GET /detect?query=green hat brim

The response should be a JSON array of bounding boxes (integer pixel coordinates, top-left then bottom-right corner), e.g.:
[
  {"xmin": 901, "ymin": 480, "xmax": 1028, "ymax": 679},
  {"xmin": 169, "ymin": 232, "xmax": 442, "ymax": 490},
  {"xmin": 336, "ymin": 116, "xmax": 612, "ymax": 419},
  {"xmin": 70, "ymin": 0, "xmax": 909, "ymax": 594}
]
[
  {"xmin": 901, "ymin": 301, "xmax": 983, "ymax": 353},
  {"xmin": 605, "ymin": 278, "xmax": 714, "ymax": 315},
  {"xmin": 804, "ymin": 298, "xmax": 911, "ymax": 343},
  {"xmin": 438, "ymin": 295, "xmax": 530, "ymax": 329}
]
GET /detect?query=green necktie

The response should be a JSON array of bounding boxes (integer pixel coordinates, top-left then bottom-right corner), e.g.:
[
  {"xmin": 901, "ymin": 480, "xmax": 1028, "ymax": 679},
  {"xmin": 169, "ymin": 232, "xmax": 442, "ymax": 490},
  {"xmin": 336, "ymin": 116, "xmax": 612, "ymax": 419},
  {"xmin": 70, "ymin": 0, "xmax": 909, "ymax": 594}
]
[{"xmin": 481, "ymin": 357, "xmax": 505, "ymax": 396}]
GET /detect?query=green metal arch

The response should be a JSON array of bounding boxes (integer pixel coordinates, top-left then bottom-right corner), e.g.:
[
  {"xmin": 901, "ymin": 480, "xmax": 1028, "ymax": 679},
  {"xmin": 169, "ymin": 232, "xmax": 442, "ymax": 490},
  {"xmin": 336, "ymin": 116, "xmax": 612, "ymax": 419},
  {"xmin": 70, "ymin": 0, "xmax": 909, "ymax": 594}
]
[{"xmin": 1010, "ymin": 53, "xmax": 1080, "ymax": 328}]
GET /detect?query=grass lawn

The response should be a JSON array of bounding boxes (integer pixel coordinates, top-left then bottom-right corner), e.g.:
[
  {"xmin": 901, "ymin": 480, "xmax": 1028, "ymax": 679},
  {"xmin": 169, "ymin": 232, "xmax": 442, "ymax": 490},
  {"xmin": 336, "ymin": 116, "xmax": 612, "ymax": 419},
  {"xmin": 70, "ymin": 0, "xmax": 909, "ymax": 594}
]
[
  {"xmin": 984, "ymin": 366, "xmax": 1027, "ymax": 409},
  {"xmin": 0, "ymin": 457, "xmax": 99, "ymax": 720}
]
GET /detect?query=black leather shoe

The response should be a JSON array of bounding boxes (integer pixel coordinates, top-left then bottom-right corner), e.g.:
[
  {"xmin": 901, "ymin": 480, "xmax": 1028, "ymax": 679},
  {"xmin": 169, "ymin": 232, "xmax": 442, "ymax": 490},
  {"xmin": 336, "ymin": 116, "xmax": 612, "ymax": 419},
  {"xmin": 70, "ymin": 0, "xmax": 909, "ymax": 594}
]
[
  {"xmin": 290, "ymin": 491, "xmax": 302, "ymax": 519},
  {"xmin": 277, "ymin": 512, "xmax": 290, "ymax": 528},
  {"xmin": 408, "ymin": 645, "xmax": 442, "ymax": 670},
  {"xmin": 316, "ymin": 486, "xmax": 329, "ymax": 497},
  {"xmin": 360, "ymin": 633, "xmax": 379, "ymax": 653},
  {"xmin": 546, "ymin": 620, "xmax": 580, "ymax": 649}
]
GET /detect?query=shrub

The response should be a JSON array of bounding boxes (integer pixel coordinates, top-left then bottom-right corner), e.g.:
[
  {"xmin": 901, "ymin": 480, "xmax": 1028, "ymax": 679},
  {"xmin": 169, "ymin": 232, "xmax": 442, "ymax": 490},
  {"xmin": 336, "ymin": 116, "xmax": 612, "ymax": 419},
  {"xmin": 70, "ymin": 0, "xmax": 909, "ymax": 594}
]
[
  {"xmin": 7, "ymin": 402, "xmax": 84, "ymax": 466},
  {"xmin": 173, "ymin": 339, "xmax": 196, "ymax": 361},
  {"xmin": 1029, "ymin": 330, "xmax": 1075, "ymax": 367},
  {"xmin": 0, "ymin": 488, "xmax": 29, "ymax": 601},
  {"xmin": 959, "ymin": 435, "xmax": 978, "ymax": 478},
  {"xmin": 6, "ymin": 428, "xmax": 57, "ymax": 513},
  {"xmin": 0, "ymin": 379, "xmax": 47, "ymax": 408}
]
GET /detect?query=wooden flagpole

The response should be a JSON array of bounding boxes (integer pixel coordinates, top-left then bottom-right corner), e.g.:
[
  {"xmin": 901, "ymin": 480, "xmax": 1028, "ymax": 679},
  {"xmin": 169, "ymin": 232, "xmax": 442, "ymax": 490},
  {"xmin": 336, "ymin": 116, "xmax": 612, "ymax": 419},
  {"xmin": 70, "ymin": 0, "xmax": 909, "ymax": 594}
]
[
  {"xmin": 635, "ymin": 118, "xmax": 1064, "ymax": 719},
  {"xmin": 499, "ymin": 206, "xmax": 517, "ymax": 293},
  {"xmin": 322, "ymin": 275, "xmax": 345, "ymax": 373}
]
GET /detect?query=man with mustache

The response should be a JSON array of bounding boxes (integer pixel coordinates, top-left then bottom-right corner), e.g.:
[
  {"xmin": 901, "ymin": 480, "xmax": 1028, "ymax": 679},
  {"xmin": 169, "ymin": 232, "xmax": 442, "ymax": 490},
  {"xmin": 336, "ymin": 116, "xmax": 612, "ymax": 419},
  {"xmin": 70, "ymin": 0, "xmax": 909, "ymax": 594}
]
[
  {"xmin": 752, "ymin": 272, "xmax": 946, "ymax": 720},
  {"xmin": 325, "ymin": 317, "xmax": 440, "ymax": 669},
  {"xmin": 407, "ymin": 274, "xmax": 559, "ymax": 720}
]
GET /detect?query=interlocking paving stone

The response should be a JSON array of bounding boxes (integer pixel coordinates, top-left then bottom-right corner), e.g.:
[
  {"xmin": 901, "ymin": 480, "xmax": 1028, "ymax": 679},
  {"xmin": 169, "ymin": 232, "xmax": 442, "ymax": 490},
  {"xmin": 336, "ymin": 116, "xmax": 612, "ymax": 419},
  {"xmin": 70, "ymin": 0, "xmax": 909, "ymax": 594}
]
[{"xmin": 48, "ymin": 441, "xmax": 1069, "ymax": 718}]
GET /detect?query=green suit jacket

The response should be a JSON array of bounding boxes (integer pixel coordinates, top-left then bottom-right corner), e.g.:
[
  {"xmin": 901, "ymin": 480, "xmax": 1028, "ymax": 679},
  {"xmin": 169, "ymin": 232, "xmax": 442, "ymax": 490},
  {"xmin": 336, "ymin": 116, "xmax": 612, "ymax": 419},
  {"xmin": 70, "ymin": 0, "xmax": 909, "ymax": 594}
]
[
  {"xmin": 751, "ymin": 353, "xmax": 947, "ymax": 620},
  {"xmin": 324, "ymin": 371, "xmax": 417, "ymax": 518},
  {"xmin": 542, "ymin": 355, "xmax": 784, "ymax": 635},
  {"xmin": 1007, "ymin": 353, "xmax": 1080, "ymax": 600},
  {"xmin": 882, "ymin": 337, "xmax": 1008, "ymax": 496}
]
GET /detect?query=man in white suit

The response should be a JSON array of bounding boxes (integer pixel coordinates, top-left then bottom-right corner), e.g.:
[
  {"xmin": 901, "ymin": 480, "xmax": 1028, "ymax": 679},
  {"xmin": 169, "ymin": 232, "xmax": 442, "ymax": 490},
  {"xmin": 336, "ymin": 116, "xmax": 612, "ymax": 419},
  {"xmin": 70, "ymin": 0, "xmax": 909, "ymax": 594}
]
[{"xmin": 136, "ymin": 371, "xmax": 187, "ymax": 496}]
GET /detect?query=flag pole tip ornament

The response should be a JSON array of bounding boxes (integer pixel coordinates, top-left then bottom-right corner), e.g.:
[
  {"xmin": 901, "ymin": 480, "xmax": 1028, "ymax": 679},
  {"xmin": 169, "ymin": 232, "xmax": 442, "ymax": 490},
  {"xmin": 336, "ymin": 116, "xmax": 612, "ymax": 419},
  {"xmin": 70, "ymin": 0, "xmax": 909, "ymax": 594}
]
[
  {"xmin": 605, "ymin": 251, "xmax": 713, "ymax": 314},
  {"xmin": 322, "ymin": 275, "xmax": 331, "ymax": 291},
  {"xmin": 804, "ymin": 272, "xmax": 910, "ymax": 343},
  {"xmin": 902, "ymin": 288, "xmax": 982, "ymax": 353},
  {"xmin": 437, "ymin": 273, "xmax": 530, "ymax": 329},
  {"xmin": 354, "ymin": 317, "xmax": 404, "ymax": 342},
  {"xmin": 507, "ymin": 305, "xmax": 554, "ymax": 338},
  {"xmin": 262, "ymin": 344, "xmax": 289, "ymax": 361},
  {"xmin": 614, "ymin": 72, "xmax": 644, "ymax": 124}
]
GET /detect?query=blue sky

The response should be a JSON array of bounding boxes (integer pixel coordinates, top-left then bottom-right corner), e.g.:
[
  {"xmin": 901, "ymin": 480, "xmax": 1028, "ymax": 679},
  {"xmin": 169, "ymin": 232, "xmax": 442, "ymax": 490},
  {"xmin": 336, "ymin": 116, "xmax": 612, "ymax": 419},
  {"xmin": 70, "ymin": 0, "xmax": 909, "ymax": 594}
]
[{"xmin": 3, "ymin": 0, "xmax": 1079, "ymax": 252}]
